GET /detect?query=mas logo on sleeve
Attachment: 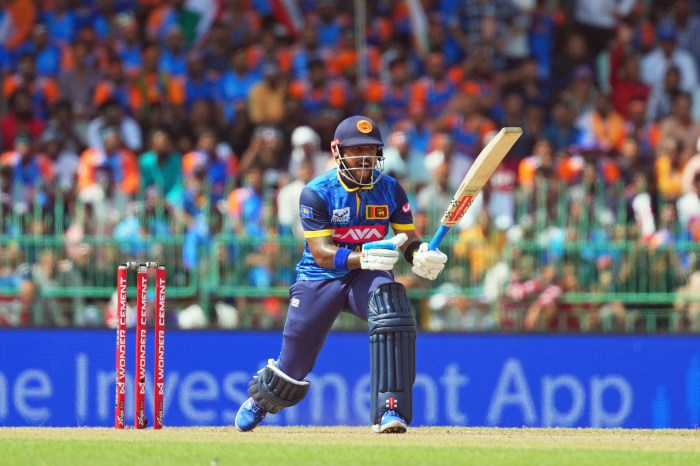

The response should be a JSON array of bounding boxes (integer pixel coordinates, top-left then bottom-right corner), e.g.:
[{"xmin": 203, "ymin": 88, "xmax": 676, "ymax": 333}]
[
  {"xmin": 331, "ymin": 207, "xmax": 351, "ymax": 223},
  {"xmin": 300, "ymin": 205, "xmax": 313, "ymax": 219},
  {"xmin": 366, "ymin": 205, "xmax": 389, "ymax": 219}
]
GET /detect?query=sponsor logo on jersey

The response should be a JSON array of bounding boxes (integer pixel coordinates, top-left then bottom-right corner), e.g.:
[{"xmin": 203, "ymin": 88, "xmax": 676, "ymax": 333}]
[
  {"xmin": 402, "ymin": 202, "xmax": 411, "ymax": 213},
  {"xmin": 301, "ymin": 205, "xmax": 313, "ymax": 219},
  {"xmin": 331, "ymin": 207, "xmax": 351, "ymax": 223},
  {"xmin": 291, "ymin": 298, "xmax": 300, "ymax": 307},
  {"xmin": 366, "ymin": 205, "xmax": 389, "ymax": 219},
  {"xmin": 332, "ymin": 225, "xmax": 387, "ymax": 243}
]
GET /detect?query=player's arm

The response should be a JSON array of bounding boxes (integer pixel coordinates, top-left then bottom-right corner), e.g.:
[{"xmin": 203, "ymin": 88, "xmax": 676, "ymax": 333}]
[
  {"xmin": 307, "ymin": 232, "xmax": 408, "ymax": 271},
  {"xmin": 398, "ymin": 229, "xmax": 422, "ymax": 255},
  {"xmin": 299, "ymin": 187, "xmax": 351, "ymax": 268},
  {"xmin": 307, "ymin": 235, "xmax": 360, "ymax": 269}
]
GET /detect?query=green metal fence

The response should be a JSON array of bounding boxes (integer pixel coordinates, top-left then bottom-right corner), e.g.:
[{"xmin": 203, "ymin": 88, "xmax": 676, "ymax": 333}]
[
  {"xmin": 2, "ymin": 232, "xmax": 698, "ymax": 331},
  {"xmin": 0, "ymin": 234, "xmax": 199, "ymax": 326},
  {"xmin": 0, "ymin": 235, "xmax": 198, "ymax": 297},
  {"xmin": 1, "ymin": 175, "xmax": 699, "ymax": 331}
]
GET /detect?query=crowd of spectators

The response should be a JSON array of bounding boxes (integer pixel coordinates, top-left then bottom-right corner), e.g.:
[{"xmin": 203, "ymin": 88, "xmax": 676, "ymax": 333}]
[{"xmin": 1, "ymin": 0, "xmax": 700, "ymax": 332}]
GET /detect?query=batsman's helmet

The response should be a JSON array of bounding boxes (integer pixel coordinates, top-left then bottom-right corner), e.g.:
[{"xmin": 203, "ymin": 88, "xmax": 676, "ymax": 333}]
[{"xmin": 330, "ymin": 115, "xmax": 385, "ymax": 186}]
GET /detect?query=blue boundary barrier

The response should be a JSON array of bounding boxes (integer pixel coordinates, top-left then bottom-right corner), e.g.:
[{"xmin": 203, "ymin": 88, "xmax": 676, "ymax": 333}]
[{"xmin": 0, "ymin": 330, "xmax": 698, "ymax": 428}]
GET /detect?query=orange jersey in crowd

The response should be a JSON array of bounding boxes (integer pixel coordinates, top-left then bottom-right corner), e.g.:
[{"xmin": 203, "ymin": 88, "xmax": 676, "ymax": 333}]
[
  {"xmin": 553, "ymin": 154, "xmax": 621, "ymax": 185},
  {"xmin": 288, "ymin": 79, "xmax": 346, "ymax": 111},
  {"xmin": 77, "ymin": 147, "xmax": 139, "ymax": 195},
  {"xmin": 60, "ymin": 44, "xmax": 111, "ymax": 74},
  {"xmin": 1, "ymin": 0, "xmax": 37, "ymax": 51},
  {"xmin": 588, "ymin": 111, "xmax": 627, "ymax": 152},
  {"xmin": 3, "ymin": 75, "xmax": 59, "ymax": 104},
  {"xmin": 0, "ymin": 151, "xmax": 54, "ymax": 184},
  {"xmin": 656, "ymin": 155, "xmax": 685, "ymax": 200},
  {"xmin": 126, "ymin": 72, "xmax": 176, "ymax": 112},
  {"xmin": 411, "ymin": 77, "xmax": 457, "ymax": 118},
  {"xmin": 182, "ymin": 150, "xmax": 237, "ymax": 179},
  {"xmin": 94, "ymin": 72, "xmax": 183, "ymax": 114},
  {"xmin": 327, "ymin": 45, "xmax": 381, "ymax": 78},
  {"xmin": 447, "ymin": 67, "xmax": 497, "ymax": 99}
]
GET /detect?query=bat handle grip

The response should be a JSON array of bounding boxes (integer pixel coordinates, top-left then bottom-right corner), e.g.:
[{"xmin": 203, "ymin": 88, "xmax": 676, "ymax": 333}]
[{"xmin": 428, "ymin": 225, "xmax": 451, "ymax": 251}]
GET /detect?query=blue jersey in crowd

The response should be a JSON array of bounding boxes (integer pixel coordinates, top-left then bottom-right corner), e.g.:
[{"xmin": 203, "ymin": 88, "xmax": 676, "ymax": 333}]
[{"xmin": 296, "ymin": 168, "xmax": 414, "ymax": 280}]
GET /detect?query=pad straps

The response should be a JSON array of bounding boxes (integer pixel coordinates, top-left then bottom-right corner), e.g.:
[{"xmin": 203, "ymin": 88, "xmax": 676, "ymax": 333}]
[{"xmin": 248, "ymin": 359, "xmax": 311, "ymax": 414}]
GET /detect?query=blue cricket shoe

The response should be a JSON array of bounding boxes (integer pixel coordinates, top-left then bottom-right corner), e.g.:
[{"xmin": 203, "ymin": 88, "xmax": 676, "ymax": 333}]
[
  {"xmin": 372, "ymin": 410, "xmax": 407, "ymax": 434},
  {"xmin": 235, "ymin": 397, "xmax": 267, "ymax": 432}
]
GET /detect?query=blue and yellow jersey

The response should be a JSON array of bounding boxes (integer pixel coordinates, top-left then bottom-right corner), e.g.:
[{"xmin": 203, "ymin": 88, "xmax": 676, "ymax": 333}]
[{"xmin": 297, "ymin": 168, "xmax": 414, "ymax": 280}]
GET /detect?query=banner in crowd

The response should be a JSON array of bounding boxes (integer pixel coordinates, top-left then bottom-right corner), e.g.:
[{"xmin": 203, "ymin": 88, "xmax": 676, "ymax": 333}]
[{"xmin": 0, "ymin": 330, "xmax": 698, "ymax": 428}]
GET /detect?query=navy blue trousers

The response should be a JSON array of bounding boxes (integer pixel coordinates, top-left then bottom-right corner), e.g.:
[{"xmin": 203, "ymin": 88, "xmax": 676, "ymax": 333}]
[{"xmin": 277, "ymin": 269, "xmax": 395, "ymax": 380}]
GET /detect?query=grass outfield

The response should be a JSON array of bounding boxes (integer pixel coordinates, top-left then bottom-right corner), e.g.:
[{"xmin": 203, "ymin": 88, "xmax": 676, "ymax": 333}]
[{"xmin": 1, "ymin": 427, "xmax": 699, "ymax": 466}]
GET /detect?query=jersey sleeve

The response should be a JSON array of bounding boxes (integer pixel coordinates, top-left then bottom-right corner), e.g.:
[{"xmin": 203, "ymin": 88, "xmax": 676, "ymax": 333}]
[
  {"xmin": 390, "ymin": 182, "xmax": 414, "ymax": 232},
  {"xmin": 299, "ymin": 187, "xmax": 332, "ymax": 238}
]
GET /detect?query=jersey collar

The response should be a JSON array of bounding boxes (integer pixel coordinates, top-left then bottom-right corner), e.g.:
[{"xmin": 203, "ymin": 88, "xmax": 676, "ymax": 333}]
[{"xmin": 336, "ymin": 169, "xmax": 374, "ymax": 192}]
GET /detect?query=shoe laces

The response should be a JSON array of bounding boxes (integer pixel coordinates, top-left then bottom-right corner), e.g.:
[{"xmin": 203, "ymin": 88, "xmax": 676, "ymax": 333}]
[{"xmin": 384, "ymin": 410, "xmax": 401, "ymax": 419}]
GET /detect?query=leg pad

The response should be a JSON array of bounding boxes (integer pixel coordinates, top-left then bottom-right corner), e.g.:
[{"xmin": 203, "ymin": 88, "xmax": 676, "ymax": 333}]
[
  {"xmin": 248, "ymin": 359, "xmax": 310, "ymax": 414},
  {"xmin": 369, "ymin": 283, "xmax": 416, "ymax": 425}
]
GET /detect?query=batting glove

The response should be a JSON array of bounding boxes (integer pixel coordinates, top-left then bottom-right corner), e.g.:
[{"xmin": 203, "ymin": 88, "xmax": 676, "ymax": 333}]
[
  {"xmin": 360, "ymin": 233, "xmax": 408, "ymax": 271},
  {"xmin": 412, "ymin": 243, "xmax": 448, "ymax": 280}
]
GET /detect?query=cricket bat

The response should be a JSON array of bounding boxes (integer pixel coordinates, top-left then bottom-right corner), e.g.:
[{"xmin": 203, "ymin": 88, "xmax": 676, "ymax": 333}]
[{"xmin": 428, "ymin": 127, "xmax": 523, "ymax": 250}]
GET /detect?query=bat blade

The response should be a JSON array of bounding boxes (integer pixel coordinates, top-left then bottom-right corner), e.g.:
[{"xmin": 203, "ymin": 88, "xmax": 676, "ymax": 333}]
[{"xmin": 428, "ymin": 127, "xmax": 522, "ymax": 250}]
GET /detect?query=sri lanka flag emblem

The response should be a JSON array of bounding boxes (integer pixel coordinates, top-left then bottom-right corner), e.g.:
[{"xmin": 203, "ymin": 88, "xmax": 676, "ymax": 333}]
[
  {"xmin": 301, "ymin": 205, "xmax": 313, "ymax": 219},
  {"xmin": 366, "ymin": 205, "xmax": 389, "ymax": 219}
]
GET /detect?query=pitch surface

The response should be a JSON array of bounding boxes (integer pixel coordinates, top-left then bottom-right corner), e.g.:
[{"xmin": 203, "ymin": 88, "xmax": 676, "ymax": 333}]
[{"xmin": 1, "ymin": 427, "xmax": 698, "ymax": 465}]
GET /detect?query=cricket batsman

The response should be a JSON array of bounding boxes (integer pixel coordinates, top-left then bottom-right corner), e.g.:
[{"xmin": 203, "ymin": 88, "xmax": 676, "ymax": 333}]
[{"xmin": 235, "ymin": 115, "xmax": 448, "ymax": 433}]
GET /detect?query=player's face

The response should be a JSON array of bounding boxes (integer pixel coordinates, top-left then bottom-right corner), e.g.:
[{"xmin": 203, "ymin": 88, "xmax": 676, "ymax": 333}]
[{"xmin": 341, "ymin": 145, "xmax": 380, "ymax": 184}]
